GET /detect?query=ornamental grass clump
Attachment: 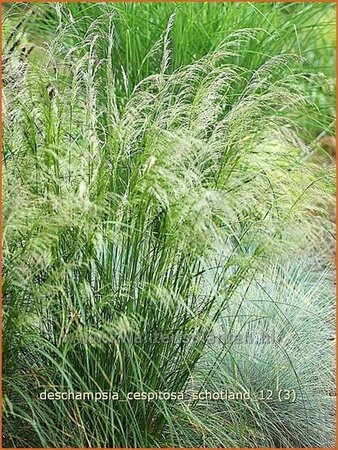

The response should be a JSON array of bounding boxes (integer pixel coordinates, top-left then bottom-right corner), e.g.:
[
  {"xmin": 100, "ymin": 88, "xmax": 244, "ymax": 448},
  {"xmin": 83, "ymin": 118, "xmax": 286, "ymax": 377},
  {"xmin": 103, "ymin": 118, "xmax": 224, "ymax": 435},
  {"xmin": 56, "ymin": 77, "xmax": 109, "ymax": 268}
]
[
  {"xmin": 2, "ymin": 8, "xmax": 335, "ymax": 448},
  {"xmin": 190, "ymin": 262, "xmax": 335, "ymax": 447}
]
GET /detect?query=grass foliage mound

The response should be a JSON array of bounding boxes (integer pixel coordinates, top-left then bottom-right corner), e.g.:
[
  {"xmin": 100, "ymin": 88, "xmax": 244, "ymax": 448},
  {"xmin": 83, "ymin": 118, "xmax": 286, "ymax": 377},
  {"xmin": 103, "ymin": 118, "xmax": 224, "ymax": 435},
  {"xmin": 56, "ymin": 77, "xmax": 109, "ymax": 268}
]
[{"xmin": 2, "ymin": 3, "xmax": 335, "ymax": 448}]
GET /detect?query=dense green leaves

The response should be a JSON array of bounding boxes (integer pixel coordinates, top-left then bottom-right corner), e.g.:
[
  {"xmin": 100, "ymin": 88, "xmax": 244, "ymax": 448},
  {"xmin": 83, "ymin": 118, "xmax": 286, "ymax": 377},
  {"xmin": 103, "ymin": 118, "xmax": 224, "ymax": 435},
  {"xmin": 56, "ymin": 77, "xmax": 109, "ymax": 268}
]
[{"xmin": 2, "ymin": 3, "xmax": 335, "ymax": 448}]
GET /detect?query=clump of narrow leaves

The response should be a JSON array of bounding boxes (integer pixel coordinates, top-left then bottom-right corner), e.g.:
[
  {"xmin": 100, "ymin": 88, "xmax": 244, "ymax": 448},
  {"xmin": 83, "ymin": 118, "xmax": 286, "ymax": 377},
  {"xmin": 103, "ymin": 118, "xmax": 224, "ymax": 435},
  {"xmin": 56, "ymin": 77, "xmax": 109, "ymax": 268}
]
[{"xmin": 2, "ymin": 11, "xmax": 335, "ymax": 448}]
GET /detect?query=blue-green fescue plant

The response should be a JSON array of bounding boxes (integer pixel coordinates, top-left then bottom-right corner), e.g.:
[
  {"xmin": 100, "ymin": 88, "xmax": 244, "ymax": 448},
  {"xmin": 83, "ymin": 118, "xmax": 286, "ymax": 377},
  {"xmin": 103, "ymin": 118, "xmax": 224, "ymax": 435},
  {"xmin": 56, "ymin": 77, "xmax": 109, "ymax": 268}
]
[
  {"xmin": 189, "ymin": 262, "xmax": 335, "ymax": 447},
  {"xmin": 2, "ymin": 8, "xmax": 335, "ymax": 448}
]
